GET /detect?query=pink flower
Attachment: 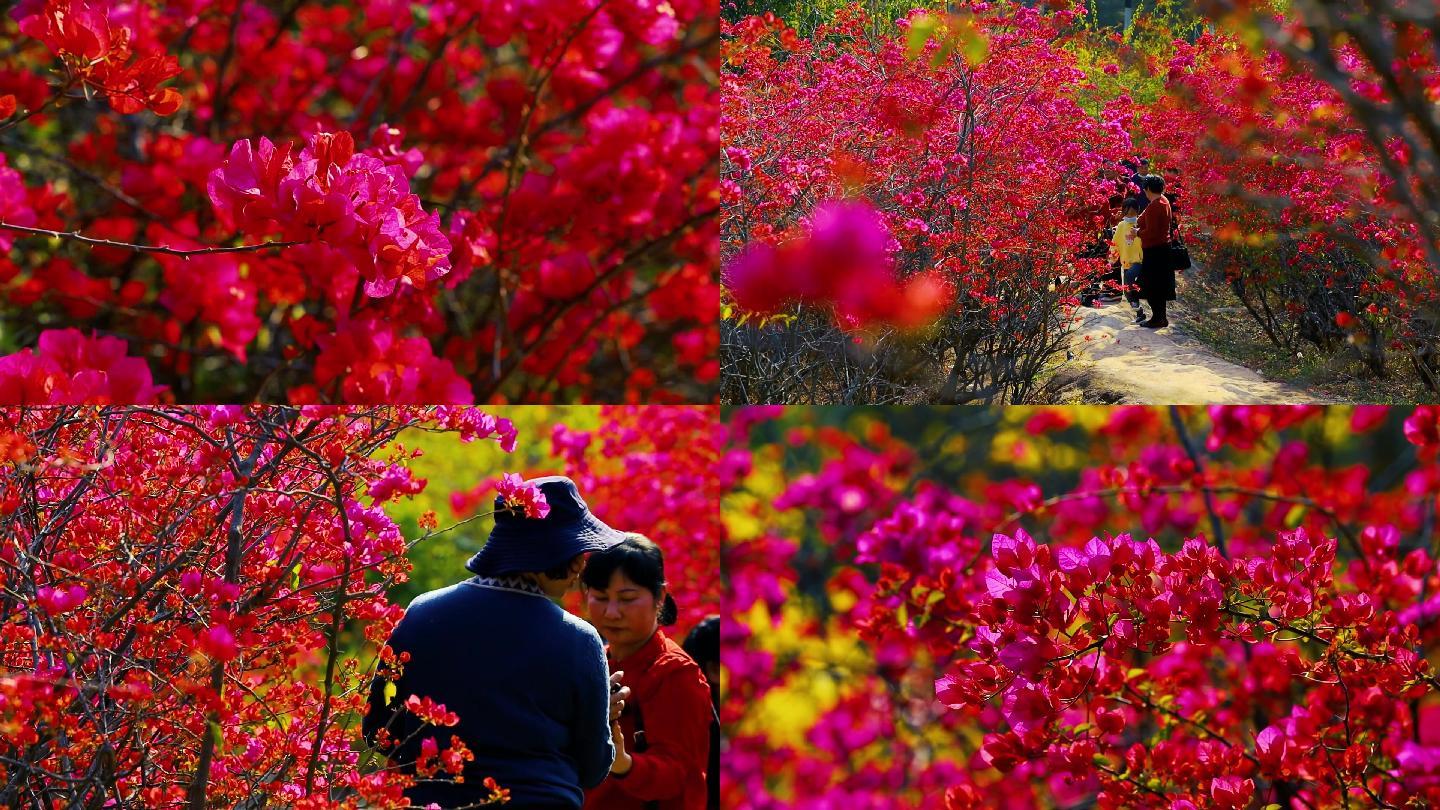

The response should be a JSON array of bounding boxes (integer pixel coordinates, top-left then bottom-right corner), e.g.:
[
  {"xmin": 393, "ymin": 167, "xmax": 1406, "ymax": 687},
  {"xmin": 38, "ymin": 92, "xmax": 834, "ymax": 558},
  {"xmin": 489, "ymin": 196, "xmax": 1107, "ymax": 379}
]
[
  {"xmin": 1351, "ymin": 405, "xmax": 1390, "ymax": 432},
  {"xmin": 538, "ymin": 252, "xmax": 597, "ymax": 300},
  {"xmin": 35, "ymin": 584, "xmax": 88, "ymax": 614},
  {"xmin": 991, "ymin": 530, "xmax": 1036, "ymax": 574},
  {"xmin": 0, "ymin": 329, "xmax": 165, "ymax": 404},
  {"xmin": 1405, "ymin": 406, "xmax": 1440, "ymax": 447},
  {"xmin": 997, "ymin": 636, "xmax": 1055, "ymax": 678},
  {"xmin": 1209, "ymin": 775, "xmax": 1253, "ymax": 810},
  {"xmin": 312, "ymin": 319, "xmax": 472, "ymax": 404},
  {"xmin": 197, "ymin": 625, "xmax": 239, "ymax": 662},
  {"xmin": 368, "ymin": 465, "xmax": 426, "ymax": 504},
  {"xmin": 1000, "ymin": 681, "xmax": 1052, "ymax": 735},
  {"xmin": 1057, "ymin": 536, "xmax": 1114, "ymax": 585},
  {"xmin": 723, "ymin": 200, "xmax": 953, "ymax": 329},
  {"xmin": 1256, "ymin": 725, "xmax": 1287, "ymax": 774},
  {"xmin": 495, "ymin": 473, "xmax": 549, "ymax": 519},
  {"xmin": 0, "ymin": 153, "xmax": 36, "ymax": 251},
  {"xmin": 208, "ymin": 131, "xmax": 451, "ymax": 298}
]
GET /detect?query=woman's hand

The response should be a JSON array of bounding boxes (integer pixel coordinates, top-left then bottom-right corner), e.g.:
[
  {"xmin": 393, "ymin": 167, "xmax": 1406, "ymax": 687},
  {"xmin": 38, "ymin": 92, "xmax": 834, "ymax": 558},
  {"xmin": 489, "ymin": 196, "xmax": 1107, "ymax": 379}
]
[
  {"xmin": 609, "ymin": 671, "xmax": 630, "ymax": 724},
  {"xmin": 610, "ymin": 720, "xmax": 633, "ymax": 776}
]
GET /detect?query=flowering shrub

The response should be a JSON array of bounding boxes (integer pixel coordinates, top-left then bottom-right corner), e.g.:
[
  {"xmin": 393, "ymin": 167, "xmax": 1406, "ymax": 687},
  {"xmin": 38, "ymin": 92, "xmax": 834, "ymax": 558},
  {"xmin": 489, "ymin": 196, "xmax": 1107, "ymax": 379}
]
[
  {"xmin": 721, "ymin": 4, "xmax": 1134, "ymax": 403},
  {"xmin": 451, "ymin": 404, "xmax": 723, "ymax": 633},
  {"xmin": 724, "ymin": 405, "xmax": 1440, "ymax": 808},
  {"xmin": 0, "ymin": 0, "xmax": 718, "ymax": 403},
  {"xmin": 0, "ymin": 404, "xmax": 542, "ymax": 806},
  {"xmin": 1138, "ymin": 12, "xmax": 1439, "ymax": 389}
]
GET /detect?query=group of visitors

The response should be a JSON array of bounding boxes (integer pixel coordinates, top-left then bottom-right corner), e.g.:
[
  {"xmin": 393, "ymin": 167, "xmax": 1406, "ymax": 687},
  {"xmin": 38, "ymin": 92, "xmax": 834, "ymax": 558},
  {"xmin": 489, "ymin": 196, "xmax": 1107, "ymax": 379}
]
[
  {"xmin": 1082, "ymin": 159, "xmax": 1186, "ymax": 329},
  {"xmin": 363, "ymin": 476, "xmax": 719, "ymax": 810}
]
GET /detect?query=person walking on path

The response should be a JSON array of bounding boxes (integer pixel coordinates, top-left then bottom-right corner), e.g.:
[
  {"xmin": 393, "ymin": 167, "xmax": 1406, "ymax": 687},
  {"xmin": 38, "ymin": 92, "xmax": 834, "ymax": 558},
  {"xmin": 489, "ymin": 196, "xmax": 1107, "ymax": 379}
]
[
  {"xmin": 1133, "ymin": 174, "xmax": 1174, "ymax": 328},
  {"xmin": 364, "ymin": 476, "xmax": 628, "ymax": 809}
]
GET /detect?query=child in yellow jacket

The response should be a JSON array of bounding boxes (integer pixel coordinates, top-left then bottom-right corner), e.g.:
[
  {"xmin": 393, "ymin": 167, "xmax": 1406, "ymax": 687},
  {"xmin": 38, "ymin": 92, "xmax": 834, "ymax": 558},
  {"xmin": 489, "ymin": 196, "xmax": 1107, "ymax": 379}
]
[{"xmin": 1111, "ymin": 200, "xmax": 1146, "ymax": 323}]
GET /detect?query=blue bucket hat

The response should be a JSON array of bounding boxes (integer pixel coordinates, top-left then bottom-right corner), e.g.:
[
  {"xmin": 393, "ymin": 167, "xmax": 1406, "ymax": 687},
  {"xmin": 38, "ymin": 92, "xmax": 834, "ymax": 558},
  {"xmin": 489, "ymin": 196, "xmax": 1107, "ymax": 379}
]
[{"xmin": 465, "ymin": 476, "xmax": 625, "ymax": 577}]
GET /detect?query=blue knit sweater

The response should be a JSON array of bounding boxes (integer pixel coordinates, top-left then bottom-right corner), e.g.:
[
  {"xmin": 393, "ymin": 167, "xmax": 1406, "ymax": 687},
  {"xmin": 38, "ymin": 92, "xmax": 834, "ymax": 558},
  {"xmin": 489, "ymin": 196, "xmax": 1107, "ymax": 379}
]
[{"xmin": 364, "ymin": 576, "xmax": 615, "ymax": 808}]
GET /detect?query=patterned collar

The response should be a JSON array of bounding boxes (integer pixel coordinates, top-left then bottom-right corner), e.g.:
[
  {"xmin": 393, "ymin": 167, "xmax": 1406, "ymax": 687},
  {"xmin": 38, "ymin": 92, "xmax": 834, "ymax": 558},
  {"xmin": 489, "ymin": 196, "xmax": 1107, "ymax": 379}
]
[{"xmin": 466, "ymin": 574, "xmax": 549, "ymax": 599}]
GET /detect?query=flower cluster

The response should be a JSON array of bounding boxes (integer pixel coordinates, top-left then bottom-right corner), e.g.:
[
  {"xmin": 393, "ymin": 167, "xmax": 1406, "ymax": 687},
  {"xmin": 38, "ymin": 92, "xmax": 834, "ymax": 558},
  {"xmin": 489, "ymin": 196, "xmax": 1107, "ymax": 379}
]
[
  {"xmin": 494, "ymin": 472, "xmax": 550, "ymax": 519},
  {"xmin": 209, "ymin": 131, "xmax": 452, "ymax": 298},
  {"xmin": 0, "ymin": 329, "xmax": 164, "ymax": 404},
  {"xmin": 11, "ymin": 0, "xmax": 182, "ymax": 115},
  {"xmin": 725, "ymin": 201, "xmax": 954, "ymax": 330},
  {"xmin": 725, "ymin": 405, "xmax": 1440, "ymax": 808}
]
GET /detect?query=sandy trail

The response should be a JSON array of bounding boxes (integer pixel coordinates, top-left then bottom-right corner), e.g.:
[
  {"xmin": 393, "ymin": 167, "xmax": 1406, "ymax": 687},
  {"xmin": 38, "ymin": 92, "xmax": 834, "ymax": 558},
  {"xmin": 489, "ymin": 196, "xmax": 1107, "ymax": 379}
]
[{"xmin": 1061, "ymin": 299, "xmax": 1328, "ymax": 404}]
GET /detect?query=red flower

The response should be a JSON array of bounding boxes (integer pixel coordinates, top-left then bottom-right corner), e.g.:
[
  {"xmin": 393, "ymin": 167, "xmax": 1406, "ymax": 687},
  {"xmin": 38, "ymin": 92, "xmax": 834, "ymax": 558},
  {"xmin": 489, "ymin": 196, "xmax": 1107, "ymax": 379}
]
[{"xmin": 12, "ymin": 0, "xmax": 182, "ymax": 116}]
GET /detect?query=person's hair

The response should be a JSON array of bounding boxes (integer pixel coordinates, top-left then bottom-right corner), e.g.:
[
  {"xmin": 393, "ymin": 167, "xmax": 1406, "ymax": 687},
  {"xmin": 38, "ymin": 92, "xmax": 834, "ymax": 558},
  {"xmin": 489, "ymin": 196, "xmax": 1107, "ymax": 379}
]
[
  {"xmin": 1122, "ymin": 200, "xmax": 1139, "ymax": 214},
  {"xmin": 682, "ymin": 615, "xmax": 719, "ymax": 669},
  {"xmin": 581, "ymin": 533, "xmax": 678, "ymax": 626},
  {"xmin": 1144, "ymin": 174, "xmax": 1166, "ymax": 194},
  {"xmin": 541, "ymin": 553, "xmax": 583, "ymax": 581}
]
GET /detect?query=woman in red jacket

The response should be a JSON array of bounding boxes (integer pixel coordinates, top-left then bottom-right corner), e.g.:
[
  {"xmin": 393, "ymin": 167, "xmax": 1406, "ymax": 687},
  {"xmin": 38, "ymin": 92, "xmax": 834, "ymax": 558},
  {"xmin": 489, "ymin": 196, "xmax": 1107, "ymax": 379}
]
[
  {"xmin": 581, "ymin": 535, "xmax": 712, "ymax": 810},
  {"xmin": 1134, "ymin": 173, "xmax": 1175, "ymax": 328}
]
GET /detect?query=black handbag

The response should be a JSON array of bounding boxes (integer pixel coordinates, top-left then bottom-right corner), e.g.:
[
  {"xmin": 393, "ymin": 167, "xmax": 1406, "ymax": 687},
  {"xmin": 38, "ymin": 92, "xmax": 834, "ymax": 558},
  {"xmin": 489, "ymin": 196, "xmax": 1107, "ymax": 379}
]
[{"xmin": 1169, "ymin": 230, "xmax": 1192, "ymax": 271}]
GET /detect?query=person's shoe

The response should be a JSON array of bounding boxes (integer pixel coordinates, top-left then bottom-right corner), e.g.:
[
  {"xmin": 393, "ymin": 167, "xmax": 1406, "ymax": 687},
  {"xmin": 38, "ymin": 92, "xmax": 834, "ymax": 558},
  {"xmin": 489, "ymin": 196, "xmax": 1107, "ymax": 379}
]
[
  {"xmin": 1133, "ymin": 309, "xmax": 1148, "ymax": 323},
  {"xmin": 1141, "ymin": 317, "xmax": 1169, "ymax": 329}
]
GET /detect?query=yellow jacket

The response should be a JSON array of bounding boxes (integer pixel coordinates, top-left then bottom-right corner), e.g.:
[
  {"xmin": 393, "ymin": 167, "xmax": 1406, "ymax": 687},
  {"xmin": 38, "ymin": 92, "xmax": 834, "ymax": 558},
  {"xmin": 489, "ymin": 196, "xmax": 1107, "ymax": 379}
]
[{"xmin": 1112, "ymin": 218, "xmax": 1143, "ymax": 266}]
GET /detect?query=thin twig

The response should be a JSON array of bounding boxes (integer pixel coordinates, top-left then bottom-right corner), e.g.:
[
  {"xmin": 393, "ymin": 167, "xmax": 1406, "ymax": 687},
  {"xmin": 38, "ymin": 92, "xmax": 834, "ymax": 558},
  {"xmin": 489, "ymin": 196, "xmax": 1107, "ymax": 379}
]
[{"xmin": 0, "ymin": 222, "xmax": 304, "ymax": 256}]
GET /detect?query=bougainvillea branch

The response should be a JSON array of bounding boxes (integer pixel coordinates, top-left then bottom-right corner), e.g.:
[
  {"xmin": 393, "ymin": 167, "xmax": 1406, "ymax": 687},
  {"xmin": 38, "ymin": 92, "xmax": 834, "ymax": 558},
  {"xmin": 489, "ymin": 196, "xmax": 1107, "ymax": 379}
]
[
  {"xmin": 0, "ymin": 0, "xmax": 719, "ymax": 403},
  {"xmin": 0, "ymin": 222, "xmax": 304, "ymax": 256}
]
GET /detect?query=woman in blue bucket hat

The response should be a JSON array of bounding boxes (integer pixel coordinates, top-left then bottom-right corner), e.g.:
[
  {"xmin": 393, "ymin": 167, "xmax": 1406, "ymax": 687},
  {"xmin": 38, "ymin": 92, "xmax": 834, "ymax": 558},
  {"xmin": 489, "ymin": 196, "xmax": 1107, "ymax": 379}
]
[{"xmin": 364, "ymin": 476, "xmax": 630, "ymax": 809}]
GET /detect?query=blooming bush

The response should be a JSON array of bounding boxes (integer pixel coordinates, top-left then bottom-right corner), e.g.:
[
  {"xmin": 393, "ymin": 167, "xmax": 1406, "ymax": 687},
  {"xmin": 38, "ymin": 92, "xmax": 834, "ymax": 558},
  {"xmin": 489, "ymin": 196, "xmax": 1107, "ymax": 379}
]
[
  {"xmin": 450, "ymin": 404, "xmax": 723, "ymax": 633},
  {"xmin": 0, "ymin": 405, "xmax": 545, "ymax": 806},
  {"xmin": 724, "ymin": 405, "xmax": 1440, "ymax": 808},
  {"xmin": 0, "ymin": 0, "xmax": 718, "ymax": 403},
  {"xmin": 1138, "ymin": 11, "xmax": 1440, "ymax": 390},
  {"xmin": 721, "ymin": 4, "xmax": 1136, "ymax": 403}
]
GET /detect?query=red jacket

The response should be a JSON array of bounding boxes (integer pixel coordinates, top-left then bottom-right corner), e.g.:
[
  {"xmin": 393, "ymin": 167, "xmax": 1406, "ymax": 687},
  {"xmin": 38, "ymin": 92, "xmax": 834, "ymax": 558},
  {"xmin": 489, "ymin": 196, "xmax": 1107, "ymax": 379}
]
[
  {"xmin": 584, "ymin": 630, "xmax": 711, "ymax": 810},
  {"xmin": 1137, "ymin": 194, "xmax": 1172, "ymax": 248}
]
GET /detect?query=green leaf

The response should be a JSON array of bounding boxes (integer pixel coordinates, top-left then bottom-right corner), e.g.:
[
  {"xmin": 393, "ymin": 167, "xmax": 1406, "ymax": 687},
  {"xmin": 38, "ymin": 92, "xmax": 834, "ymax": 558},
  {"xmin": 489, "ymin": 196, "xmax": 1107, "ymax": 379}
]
[
  {"xmin": 929, "ymin": 39, "xmax": 956, "ymax": 69},
  {"xmin": 925, "ymin": 589, "xmax": 945, "ymax": 607},
  {"xmin": 1126, "ymin": 667, "xmax": 1147, "ymax": 680},
  {"xmin": 906, "ymin": 14, "xmax": 939, "ymax": 59},
  {"xmin": 897, "ymin": 602, "xmax": 909, "ymax": 628},
  {"xmin": 383, "ymin": 681, "xmax": 397, "ymax": 707},
  {"xmin": 410, "ymin": 2, "xmax": 431, "ymax": 26},
  {"xmin": 958, "ymin": 22, "xmax": 990, "ymax": 67},
  {"xmin": 1284, "ymin": 503, "xmax": 1306, "ymax": 528}
]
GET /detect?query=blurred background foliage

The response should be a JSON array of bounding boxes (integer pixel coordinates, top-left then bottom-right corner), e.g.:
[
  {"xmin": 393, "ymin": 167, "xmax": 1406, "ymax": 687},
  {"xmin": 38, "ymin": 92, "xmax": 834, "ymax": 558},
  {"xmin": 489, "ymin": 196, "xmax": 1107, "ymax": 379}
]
[
  {"xmin": 381, "ymin": 406, "xmax": 601, "ymax": 607},
  {"xmin": 723, "ymin": 406, "xmax": 1422, "ymax": 786}
]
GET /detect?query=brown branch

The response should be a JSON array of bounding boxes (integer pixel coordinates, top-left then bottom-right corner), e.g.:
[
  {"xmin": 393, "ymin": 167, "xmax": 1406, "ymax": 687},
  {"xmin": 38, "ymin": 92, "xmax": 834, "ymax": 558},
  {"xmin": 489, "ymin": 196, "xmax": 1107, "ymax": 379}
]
[{"xmin": 0, "ymin": 222, "xmax": 304, "ymax": 256}]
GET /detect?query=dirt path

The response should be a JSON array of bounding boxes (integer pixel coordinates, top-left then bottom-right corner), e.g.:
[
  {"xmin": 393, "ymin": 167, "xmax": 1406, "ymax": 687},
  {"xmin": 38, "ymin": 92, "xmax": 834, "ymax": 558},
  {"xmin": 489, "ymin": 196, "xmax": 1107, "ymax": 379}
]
[{"xmin": 1055, "ymin": 298, "xmax": 1330, "ymax": 404}]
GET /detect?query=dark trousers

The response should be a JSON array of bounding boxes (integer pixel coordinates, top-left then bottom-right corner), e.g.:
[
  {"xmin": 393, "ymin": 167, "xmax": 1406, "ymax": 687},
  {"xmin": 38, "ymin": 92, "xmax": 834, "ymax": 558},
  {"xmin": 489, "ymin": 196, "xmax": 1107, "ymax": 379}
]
[{"xmin": 1140, "ymin": 245, "xmax": 1175, "ymax": 321}]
